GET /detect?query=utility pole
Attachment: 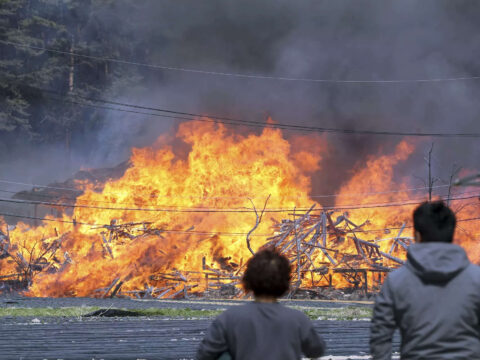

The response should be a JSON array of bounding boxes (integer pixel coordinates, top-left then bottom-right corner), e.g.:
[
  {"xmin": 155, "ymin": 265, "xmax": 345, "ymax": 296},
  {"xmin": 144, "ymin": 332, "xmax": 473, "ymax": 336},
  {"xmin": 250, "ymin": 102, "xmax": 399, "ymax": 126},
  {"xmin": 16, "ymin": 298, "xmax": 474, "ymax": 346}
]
[
  {"xmin": 65, "ymin": 34, "xmax": 75, "ymax": 170},
  {"xmin": 69, "ymin": 34, "xmax": 75, "ymax": 94}
]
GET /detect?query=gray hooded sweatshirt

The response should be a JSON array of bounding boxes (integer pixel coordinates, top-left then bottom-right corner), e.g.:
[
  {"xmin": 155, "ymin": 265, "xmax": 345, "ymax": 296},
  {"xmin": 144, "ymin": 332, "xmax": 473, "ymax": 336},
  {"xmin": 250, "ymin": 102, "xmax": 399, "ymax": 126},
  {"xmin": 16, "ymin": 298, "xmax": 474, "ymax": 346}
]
[{"xmin": 370, "ymin": 243, "xmax": 480, "ymax": 359}]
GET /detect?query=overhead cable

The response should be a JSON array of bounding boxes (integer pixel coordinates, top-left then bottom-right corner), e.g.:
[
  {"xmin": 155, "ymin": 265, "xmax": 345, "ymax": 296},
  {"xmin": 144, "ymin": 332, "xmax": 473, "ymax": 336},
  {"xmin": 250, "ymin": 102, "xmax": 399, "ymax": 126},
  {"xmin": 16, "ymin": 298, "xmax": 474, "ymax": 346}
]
[
  {"xmin": 0, "ymin": 179, "xmax": 451, "ymax": 199},
  {"xmin": 41, "ymin": 91, "xmax": 480, "ymax": 138},
  {"xmin": 3, "ymin": 39, "xmax": 480, "ymax": 84},
  {"xmin": 0, "ymin": 211, "xmax": 478, "ymax": 237},
  {"xmin": 6, "ymin": 83, "xmax": 480, "ymax": 137},
  {"xmin": 0, "ymin": 193, "xmax": 478, "ymax": 213},
  {"xmin": 3, "ymin": 186, "xmax": 475, "ymax": 209}
]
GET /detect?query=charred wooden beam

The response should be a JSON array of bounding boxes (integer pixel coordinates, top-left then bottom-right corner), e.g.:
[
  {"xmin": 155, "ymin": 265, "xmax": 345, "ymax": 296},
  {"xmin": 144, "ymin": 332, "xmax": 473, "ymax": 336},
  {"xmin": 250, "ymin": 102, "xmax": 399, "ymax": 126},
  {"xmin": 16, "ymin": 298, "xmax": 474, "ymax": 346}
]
[{"xmin": 102, "ymin": 277, "xmax": 120, "ymax": 298}]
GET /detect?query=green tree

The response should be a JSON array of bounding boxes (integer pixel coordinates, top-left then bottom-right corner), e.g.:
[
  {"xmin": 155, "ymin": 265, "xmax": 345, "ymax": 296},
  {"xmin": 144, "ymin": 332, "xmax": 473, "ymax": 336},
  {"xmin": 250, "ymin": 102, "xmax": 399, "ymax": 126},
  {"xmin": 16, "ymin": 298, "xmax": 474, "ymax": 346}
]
[{"xmin": 0, "ymin": 0, "xmax": 144, "ymax": 147}]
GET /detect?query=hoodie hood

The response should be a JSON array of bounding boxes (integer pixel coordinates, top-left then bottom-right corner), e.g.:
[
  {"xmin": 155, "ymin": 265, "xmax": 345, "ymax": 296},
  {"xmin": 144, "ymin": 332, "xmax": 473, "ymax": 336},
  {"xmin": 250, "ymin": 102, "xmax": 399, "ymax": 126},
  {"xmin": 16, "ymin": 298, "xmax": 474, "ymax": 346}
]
[{"xmin": 406, "ymin": 243, "xmax": 470, "ymax": 283}]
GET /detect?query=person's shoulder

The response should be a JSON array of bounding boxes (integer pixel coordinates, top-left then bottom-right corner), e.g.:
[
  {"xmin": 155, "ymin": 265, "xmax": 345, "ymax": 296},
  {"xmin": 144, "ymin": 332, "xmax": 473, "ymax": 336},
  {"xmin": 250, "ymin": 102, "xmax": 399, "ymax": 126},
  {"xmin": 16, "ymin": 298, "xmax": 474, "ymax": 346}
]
[
  {"xmin": 464, "ymin": 263, "xmax": 480, "ymax": 278},
  {"xmin": 211, "ymin": 303, "xmax": 249, "ymax": 327},
  {"xmin": 467, "ymin": 263, "xmax": 480, "ymax": 272},
  {"xmin": 279, "ymin": 304, "xmax": 312, "ymax": 323},
  {"xmin": 382, "ymin": 265, "xmax": 412, "ymax": 289},
  {"xmin": 455, "ymin": 264, "xmax": 480, "ymax": 292},
  {"xmin": 385, "ymin": 265, "xmax": 409, "ymax": 281},
  {"xmin": 221, "ymin": 302, "xmax": 255, "ymax": 318}
]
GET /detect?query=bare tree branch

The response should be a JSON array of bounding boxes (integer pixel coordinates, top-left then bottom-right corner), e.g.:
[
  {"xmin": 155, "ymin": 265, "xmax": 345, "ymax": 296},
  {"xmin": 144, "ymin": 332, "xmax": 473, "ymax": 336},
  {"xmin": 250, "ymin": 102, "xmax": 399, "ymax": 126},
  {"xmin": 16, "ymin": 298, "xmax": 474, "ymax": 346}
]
[
  {"xmin": 424, "ymin": 143, "xmax": 440, "ymax": 201},
  {"xmin": 246, "ymin": 194, "xmax": 271, "ymax": 255},
  {"xmin": 447, "ymin": 164, "xmax": 462, "ymax": 206}
]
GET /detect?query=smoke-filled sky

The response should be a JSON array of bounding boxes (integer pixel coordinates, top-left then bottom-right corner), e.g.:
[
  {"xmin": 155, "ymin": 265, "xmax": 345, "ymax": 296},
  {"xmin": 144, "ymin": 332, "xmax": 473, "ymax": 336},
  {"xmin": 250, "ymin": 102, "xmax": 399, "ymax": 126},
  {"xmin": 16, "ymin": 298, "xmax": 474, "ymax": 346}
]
[{"xmin": 3, "ymin": 0, "xmax": 480, "ymax": 195}]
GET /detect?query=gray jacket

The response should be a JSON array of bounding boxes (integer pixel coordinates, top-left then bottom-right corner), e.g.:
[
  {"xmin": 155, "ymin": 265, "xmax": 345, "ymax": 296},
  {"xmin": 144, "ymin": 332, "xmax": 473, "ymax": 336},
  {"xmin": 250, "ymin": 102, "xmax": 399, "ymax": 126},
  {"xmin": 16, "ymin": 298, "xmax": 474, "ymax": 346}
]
[
  {"xmin": 370, "ymin": 243, "xmax": 480, "ymax": 359},
  {"xmin": 196, "ymin": 302, "xmax": 325, "ymax": 360}
]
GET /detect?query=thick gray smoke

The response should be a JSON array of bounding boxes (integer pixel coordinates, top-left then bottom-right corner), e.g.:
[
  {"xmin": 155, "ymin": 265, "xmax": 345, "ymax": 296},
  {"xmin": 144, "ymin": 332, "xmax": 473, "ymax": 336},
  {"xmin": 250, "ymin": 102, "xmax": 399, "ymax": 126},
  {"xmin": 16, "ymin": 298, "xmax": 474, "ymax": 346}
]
[{"xmin": 3, "ymin": 0, "xmax": 480, "ymax": 198}]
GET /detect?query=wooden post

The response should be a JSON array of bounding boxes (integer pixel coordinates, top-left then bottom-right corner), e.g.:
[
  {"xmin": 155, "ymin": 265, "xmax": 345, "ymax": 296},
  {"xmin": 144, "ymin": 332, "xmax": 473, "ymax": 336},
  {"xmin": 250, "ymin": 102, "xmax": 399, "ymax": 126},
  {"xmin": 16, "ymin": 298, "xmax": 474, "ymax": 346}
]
[
  {"xmin": 321, "ymin": 212, "xmax": 327, "ymax": 247},
  {"xmin": 363, "ymin": 270, "xmax": 368, "ymax": 296}
]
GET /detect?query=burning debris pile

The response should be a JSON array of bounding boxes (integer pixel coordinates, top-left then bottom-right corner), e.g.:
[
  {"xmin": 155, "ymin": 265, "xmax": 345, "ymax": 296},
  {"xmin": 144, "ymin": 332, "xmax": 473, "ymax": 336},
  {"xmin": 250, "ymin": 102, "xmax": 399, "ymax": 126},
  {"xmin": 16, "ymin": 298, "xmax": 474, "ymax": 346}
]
[
  {"xmin": 0, "ymin": 121, "xmax": 478, "ymax": 298},
  {"xmin": 263, "ymin": 206, "xmax": 409, "ymax": 295},
  {"xmin": 0, "ymin": 203, "xmax": 410, "ymax": 299}
]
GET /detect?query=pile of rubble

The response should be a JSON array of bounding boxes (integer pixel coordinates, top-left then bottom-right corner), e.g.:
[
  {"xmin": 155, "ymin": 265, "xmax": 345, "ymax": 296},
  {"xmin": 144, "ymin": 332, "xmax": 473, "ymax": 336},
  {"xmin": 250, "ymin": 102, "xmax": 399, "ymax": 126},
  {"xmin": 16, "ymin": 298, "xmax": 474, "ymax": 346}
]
[{"xmin": 0, "ymin": 199, "xmax": 412, "ymax": 299}]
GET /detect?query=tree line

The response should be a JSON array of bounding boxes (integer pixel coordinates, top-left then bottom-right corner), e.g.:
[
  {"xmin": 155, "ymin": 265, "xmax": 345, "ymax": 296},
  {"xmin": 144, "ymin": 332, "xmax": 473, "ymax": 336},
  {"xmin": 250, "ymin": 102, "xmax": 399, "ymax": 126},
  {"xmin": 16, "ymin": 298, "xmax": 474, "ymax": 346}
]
[{"xmin": 0, "ymin": 0, "xmax": 149, "ymax": 149}]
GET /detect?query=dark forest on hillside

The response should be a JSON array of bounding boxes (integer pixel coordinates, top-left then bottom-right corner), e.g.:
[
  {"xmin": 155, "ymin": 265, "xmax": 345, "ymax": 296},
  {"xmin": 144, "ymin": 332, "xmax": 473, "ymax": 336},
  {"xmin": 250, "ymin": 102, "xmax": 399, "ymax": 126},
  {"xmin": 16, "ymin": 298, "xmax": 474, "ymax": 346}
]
[{"xmin": 1, "ymin": 0, "xmax": 146, "ymax": 147}]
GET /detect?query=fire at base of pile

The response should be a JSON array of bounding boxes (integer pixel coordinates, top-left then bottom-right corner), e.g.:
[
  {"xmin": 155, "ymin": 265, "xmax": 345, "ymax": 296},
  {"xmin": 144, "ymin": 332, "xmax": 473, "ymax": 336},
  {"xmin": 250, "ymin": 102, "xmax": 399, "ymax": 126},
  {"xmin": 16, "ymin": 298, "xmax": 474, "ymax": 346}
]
[{"xmin": 0, "ymin": 204, "xmax": 409, "ymax": 299}]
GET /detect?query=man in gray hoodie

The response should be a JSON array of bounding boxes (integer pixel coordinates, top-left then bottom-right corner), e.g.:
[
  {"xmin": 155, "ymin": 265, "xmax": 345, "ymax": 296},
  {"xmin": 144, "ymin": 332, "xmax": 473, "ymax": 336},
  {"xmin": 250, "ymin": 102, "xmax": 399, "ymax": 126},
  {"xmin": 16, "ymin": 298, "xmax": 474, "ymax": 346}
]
[{"xmin": 370, "ymin": 200, "xmax": 480, "ymax": 359}]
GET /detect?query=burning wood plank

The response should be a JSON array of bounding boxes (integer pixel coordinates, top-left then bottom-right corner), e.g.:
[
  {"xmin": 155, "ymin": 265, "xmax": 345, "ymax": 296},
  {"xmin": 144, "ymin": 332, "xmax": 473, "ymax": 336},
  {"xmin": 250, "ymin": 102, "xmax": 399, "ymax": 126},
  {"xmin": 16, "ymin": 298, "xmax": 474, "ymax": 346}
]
[
  {"xmin": 379, "ymin": 251, "xmax": 405, "ymax": 265},
  {"xmin": 389, "ymin": 223, "xmax": 407, "ymax": 254},
  {"xmin": 102, "ymin": 277, "xmax": 120, "ymax": 298},
  {"xmin": 101, "ymin": 233, "xmax": 114, "ymax": 259}
]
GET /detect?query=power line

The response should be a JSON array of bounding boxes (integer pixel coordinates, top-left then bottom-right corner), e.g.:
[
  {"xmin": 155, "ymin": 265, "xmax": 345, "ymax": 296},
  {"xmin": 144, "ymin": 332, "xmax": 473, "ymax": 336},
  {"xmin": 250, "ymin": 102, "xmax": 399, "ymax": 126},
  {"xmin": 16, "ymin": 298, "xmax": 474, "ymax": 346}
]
[
  {"xmin": 2, "ymin": 188, "xmax": 478, "ymax": 211},
  {"xmin": 0, "ymin": 196, "xmax": 288, "ymax": 213},
  {"xmin": 333, "ymin": 193, "xmax": 480, "ymax": 211},
  {"xmin": 7, "ymin": 83, "xmax": 480, "ymax": 137},
  {"xmin": 0, "ymin": 193, "xmax": 478, "ymax": 213},
  {"xmin": 4, "ymin": 185, "xmax": 475, "ymax": 209},
  {"xmin": 3, "ymin": 185, "xmax": 478, "ymax": 213},
  {"xmin": 313, "ymin": 185, "xmax": 451, "ymax": 199},
  {"xmin": 3, "ymin": 39, "xmax": 480, "ymax": 84},
  {"xmin": 0, "ymin": 211, "xmax": 478, "ymax": 237},
  {"xmin": 70, "ymin": 92, "xmax": 480, "ymax": 138},
  {"xmin": 43, "ymin": 89, "xmax": 248, "ymax": 124},
  {"xmin": 0, "ymin": 212, "xmax": 258, "ymax": 236},
  {"xmin": 40, "ymin": 90, "xmax": 480, "ymax": 138},
  {"xmin": 46, "ymin": 96, "xmax": 256, "ymax": 130},
  {"xmin": 0, "ymin": 179, "xmax": 452, "ymax": 200}
]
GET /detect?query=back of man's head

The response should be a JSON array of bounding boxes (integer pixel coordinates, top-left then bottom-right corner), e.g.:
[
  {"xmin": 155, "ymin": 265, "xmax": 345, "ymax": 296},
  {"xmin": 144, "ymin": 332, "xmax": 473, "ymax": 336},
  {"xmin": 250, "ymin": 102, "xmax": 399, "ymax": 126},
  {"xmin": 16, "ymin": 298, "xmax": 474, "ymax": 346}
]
[
  {"xmin": 413, "ymin": 201, "xmax": 456, "ymax": 243},
  {"xmin": 242, "ymin": 248, "xmax": 291, "ymax": 298}
]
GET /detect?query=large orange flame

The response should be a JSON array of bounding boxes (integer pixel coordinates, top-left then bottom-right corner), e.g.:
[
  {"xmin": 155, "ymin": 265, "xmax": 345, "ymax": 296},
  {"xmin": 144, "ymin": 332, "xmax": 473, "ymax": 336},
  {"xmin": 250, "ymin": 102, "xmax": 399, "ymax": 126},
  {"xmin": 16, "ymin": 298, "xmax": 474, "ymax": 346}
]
[
  {"xmin": 0, "ymin": 121, "xmax": 478, "ymax": 297},
  {"xmin": 2, "ymin": 121, "xmax": 326, "ymax": 296}
]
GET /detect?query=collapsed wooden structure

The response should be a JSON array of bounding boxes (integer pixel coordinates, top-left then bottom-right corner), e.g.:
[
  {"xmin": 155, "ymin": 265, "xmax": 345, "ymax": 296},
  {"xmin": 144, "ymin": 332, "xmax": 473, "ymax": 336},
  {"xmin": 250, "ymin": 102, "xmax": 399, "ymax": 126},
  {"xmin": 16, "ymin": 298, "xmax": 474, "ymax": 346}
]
[
  {"xmin": 0, "ymin": 202, "xmax": 411, "ymax": 298},
  {"xmin": 263, "ymin": 205, "xmax": 410, "ymax": 296}
]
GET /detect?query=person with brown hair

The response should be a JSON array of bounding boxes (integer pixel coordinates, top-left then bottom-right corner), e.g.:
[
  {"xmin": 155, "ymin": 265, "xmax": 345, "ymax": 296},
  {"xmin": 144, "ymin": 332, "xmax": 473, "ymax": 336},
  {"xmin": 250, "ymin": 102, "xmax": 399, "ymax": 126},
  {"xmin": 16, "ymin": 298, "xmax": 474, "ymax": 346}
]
[
  {"xmin": 196, "ymin": 248, "xmax": 326, "ymax": 360},
  {"xmin": 370, "ymin": 200, "xmax": 480, "ymax": 359}
]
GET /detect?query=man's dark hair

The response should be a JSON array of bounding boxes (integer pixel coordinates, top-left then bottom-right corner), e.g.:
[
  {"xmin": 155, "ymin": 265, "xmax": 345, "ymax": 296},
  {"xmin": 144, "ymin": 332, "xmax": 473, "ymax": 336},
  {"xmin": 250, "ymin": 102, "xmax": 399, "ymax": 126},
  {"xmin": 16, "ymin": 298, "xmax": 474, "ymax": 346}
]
[
  {"xmin": 413, "ymin": 201, "xmax": 456, "ymax": 243},
  {"xmin": 242, "ymin": 249, "xmax": 291, "ymax": 297}
]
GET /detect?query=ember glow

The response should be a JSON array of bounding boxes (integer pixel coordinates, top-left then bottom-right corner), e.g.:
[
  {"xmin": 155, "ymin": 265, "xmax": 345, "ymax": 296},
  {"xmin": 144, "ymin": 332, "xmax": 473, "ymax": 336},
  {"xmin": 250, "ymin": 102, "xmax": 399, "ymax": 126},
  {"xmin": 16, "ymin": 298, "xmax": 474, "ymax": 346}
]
[{"xmin": 0, "ymin": 120, "xmax": 478, "ymax": 297}]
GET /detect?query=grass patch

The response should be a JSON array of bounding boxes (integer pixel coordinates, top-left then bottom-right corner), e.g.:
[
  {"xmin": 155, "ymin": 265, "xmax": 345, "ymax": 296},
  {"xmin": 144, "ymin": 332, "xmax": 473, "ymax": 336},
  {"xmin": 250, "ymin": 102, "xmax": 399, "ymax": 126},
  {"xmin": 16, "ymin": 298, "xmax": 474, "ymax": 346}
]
[
  {"xmin": 133, "ymin": 308, "xmax": 221, "ymax": 317},
  {"xmin": 0, "ymin": 305, "xmax": 371, "ymax": 320},
  {"xmin": 0, "ymin": 307, "xmax": 101, "ymax": 317},
  {"xmin": 0, "ymin": 306, "xmax": 222, "ymax": 318},
  {"xmin": 302, "ymin": 306, "xmax": 372, "ymax": 320}
]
